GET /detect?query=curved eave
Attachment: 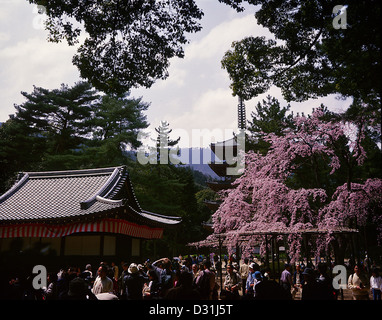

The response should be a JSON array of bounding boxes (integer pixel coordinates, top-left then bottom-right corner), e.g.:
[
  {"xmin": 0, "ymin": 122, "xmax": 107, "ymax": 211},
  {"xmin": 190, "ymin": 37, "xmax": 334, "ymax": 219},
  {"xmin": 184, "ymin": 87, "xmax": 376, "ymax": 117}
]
[
  {"xmin": 0, "ymin": 204, "xmax": 125, "ymax": 226},
  {"xmin": 125, "ymin": 206, "xmax": 182, "ymax": 229}
]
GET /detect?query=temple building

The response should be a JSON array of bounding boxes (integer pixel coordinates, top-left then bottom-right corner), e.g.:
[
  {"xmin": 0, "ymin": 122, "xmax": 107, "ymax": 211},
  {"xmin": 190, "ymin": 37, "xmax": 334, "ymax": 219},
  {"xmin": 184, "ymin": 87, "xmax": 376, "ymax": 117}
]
[{"xmin": 0, "ymin": 166, "xmax": 181, "ymax": 265}]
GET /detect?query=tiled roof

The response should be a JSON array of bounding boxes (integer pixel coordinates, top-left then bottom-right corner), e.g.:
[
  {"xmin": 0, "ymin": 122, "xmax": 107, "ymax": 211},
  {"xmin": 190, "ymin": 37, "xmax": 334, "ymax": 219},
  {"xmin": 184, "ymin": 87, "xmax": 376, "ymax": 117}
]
[{"xmin": 0, "ymin": 166, "xmax": 181, "ymax": 227}]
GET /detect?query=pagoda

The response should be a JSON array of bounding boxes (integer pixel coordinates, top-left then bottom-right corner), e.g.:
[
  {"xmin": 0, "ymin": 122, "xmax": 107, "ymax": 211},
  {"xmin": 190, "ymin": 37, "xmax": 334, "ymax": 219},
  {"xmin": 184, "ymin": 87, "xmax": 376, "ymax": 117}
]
[{"xmin": 203, "ymin": 97, "xmax": 246, "ymax": 229}]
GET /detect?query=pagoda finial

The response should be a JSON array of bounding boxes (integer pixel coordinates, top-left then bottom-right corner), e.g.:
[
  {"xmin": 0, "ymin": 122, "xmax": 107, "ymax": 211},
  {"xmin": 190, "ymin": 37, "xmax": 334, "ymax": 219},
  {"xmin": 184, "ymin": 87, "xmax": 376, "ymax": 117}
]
[{"xmin": 238, "ymin": 96, "xmax": 246, "ymax": 130}]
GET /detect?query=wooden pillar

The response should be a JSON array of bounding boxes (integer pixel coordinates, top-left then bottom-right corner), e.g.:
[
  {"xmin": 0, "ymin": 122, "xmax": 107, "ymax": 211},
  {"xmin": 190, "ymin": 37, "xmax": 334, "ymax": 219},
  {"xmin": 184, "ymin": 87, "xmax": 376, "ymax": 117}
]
[
  {"xmin": 276, "ymin": 236, "xmax": 280, "ymax": 276},
  {"xmin": 265, "ymin": 234, "xmax": 269, "ymax": 268},
  {"xmin": 354, "ymin": 217, "xmax": 361, "ymax": 266},
  {"xmin": 363, "ymin": 227, "xmax": 370, "ymax": 272},
  {"xmin": 284, "ymin": 235, "xmax": 291, "ymax": 264},
  {"xmin": 271, "ymin": 235, "xmax": 276, "ymax": 280},
  {"xmin": 236, "ymin": 243, "xmax": 241, "ymax": 266},
  {"xmin": 350, "ymin": 233, "xmax": 356, "ymax": 266},
  {"xmin": 100, "ymin": 235, "xmax": 104, "ymax": 259},
  {"xmin": 303, "ymin": 233, "xmax": 309, "ymax": 266},
  {"xmin": 60, "ymin": 237, "xmax": 65, "ymax": 257},
  {"xmin": 218, "ymin": 236, "xmax": 223, "ymax": 290}
]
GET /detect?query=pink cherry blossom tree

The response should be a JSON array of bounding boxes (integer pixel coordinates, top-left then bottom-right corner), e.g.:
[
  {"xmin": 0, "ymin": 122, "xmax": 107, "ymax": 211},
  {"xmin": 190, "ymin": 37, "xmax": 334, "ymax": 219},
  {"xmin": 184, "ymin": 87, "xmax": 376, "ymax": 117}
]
[{"xmin": 204, "ymin": 106, "xmax": 381, "ymax": 264}]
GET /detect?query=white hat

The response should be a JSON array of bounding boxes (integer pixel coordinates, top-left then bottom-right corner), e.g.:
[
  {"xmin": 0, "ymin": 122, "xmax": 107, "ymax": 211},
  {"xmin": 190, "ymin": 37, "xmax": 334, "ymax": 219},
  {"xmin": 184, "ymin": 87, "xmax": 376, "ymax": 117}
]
[{"xmin": 128, "ymin": 263, "xmax": 139, "ymax": 274}]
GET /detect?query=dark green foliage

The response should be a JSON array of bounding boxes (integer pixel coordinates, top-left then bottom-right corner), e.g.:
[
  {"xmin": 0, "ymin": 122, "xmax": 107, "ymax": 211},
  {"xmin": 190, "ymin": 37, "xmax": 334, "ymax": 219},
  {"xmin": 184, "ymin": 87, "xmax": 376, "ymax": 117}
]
[
  {"xmin": 221, "ymin": 0, "xmax": 381, "ymax": 127},
  {"xmin": 28, "ymin": 0, "xmax": 203, "ymax": 94},
  {"xmin": 0, "ymin": 82, "xmax": 149, "ymax": 191},
  {"xmin": 246, "ymin": 95, "xmax": 294, "ymax": 153}
]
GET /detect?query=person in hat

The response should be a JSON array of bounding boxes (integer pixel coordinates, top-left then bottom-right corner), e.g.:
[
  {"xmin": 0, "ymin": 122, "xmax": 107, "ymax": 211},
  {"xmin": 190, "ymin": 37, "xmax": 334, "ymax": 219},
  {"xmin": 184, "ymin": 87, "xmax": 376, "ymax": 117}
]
[
  {"xmin": 91, "ymin": 265, "xmax": 113, "ymax": 295},
  {"xmin": 123, "ymin": 263, "xmax": 148, "ymax": 300},
  {"xmin": 244, "ymin": 263, "xmax": 256, "ymax": 298},
  {"xmin": 83, "ymin": 264, "xmax": 93, "ymax": 279},
  {"xmin": 301, "ymin": 267, "xmax": 321, "ymax": 300}
]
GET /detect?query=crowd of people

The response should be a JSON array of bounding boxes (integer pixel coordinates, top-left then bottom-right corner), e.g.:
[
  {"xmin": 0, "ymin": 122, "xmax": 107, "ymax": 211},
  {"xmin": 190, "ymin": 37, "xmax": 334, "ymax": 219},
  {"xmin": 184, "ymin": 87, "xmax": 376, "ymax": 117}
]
[
  {"xmin": 6, "ymin": 256, "xmax": 218, "ymax": 300},
  {"xmin": 5, "ymin": 254, "xmax": 382, "ymax": 301}
]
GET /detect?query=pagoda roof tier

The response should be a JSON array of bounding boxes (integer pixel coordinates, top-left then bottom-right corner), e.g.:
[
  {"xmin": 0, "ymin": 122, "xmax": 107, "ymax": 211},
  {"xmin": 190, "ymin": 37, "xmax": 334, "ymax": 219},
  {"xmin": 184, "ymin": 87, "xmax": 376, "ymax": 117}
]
[
  {"xmin": 202, "ymin": 222, "xmax": 213, "ymax": 232},
  {"xmin": 210, "ymin": 137, "xmax": 237, "ymax": 161},
  {"xmin": 206, "ymin": 181, "xmax": 233, "ymax": 192},
  {"xmin": 203, "ymin": 200, "xmax": 222, "ymax": 211},
  {"xmin": 0, "ymin": 166, "xmax": 181, "ymax": 238},
  {"xmin": 208, "ymin": 161, "xmax": 238, "ymax": 177}
]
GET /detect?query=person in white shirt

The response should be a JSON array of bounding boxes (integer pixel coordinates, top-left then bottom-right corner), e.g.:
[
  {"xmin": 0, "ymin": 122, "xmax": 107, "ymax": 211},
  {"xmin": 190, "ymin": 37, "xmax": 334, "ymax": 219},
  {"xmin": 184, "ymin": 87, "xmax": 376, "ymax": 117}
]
[
  {"xmin": 348, "ymin": 264, "xmax": 369, "ymax": 300},
  {"xmin": 91, "ymin": 265, "xmax": 114, "ymax": 295},
  {"xmin": 370, "ymin": 268, "xmax": 382, "ymax": 300}
]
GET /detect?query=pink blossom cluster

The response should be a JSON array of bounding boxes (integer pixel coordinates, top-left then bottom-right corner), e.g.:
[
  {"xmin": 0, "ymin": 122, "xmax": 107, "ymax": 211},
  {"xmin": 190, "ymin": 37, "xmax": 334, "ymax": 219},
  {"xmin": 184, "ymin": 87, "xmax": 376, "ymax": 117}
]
[
  {"xmin": 319, "ymin": 178, "xmax": 382, "ymax": 236},
  {"xmin": 204, "ymin": 107, "xmax": 381, "ymax": 262}
]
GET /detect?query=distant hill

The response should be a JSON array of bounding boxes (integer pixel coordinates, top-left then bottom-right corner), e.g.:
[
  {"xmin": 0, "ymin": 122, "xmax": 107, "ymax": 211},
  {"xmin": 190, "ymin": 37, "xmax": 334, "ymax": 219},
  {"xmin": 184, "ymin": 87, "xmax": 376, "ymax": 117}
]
[
  {"xmin": 177, "ymin": 148, "xmax": 221, "ymax": 180},
  {"xmin": 124, "ymin": 147, "xmax": 221, "ymax": 181}
]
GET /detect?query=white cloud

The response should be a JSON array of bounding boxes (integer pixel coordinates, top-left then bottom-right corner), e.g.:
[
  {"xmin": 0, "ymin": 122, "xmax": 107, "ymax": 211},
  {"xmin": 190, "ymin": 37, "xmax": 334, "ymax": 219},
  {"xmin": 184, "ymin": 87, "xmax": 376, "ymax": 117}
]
[
  {"xmin": 0, "ymin": 32, "xmax": 10, "ymax": 42},
  {"xmin": 0, "ymin": 0, "xmax": 81, "ymax": 121},
  {"xmin": 132, "ymin": 13, "xmax": 268, "ymax": 139},
  {"xmin": 0, "ymin": 0, "xmax": 353, "ymax": 150},
  {"xmin": 148, "ymin": 88, "xmax": 238, "ymax": 148},
  {"xmin": 186, "ymin": 14, "xmax": 271, "ymax": 61},
  {"xmin": 0, "ymin": 37, "xmax": 79, "ymax": 120}
]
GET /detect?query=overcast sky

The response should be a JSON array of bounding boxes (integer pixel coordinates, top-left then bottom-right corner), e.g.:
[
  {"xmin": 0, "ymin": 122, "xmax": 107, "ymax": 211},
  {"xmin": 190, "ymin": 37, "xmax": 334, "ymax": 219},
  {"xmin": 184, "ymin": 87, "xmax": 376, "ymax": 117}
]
[{"xmin": 0, "ymin": 0, "xmax": 351, "ymax": 148}]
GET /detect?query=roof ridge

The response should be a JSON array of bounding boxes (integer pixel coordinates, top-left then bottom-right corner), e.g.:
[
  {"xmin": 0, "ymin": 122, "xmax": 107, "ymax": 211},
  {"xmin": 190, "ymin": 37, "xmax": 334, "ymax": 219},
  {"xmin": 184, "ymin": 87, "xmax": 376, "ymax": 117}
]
[
  {"xmin": 27, "ymin": 166, "xmax": 124, "ymax": 179},
  {"xmin": 0, "ymin": 173, "xmax": 29, "ymax": 204},
  {"xmin": 80, "ymin": 167, "xmax": 126, "ymax": 210}
]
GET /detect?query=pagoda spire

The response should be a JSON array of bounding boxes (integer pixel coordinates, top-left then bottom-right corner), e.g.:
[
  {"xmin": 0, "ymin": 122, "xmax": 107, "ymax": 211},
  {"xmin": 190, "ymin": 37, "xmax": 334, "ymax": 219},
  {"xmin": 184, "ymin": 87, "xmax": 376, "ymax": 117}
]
[{"xmin": 238, "ymin": 96, "xmax": 246, "ymax": 129}]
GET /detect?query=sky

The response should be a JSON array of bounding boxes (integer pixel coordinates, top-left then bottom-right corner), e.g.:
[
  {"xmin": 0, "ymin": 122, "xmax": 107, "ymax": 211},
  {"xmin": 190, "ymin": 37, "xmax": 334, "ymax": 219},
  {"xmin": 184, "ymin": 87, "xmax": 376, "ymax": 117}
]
[{"xmin": 0, "ymin": 0, "xmax": 352, "ymax": 148}]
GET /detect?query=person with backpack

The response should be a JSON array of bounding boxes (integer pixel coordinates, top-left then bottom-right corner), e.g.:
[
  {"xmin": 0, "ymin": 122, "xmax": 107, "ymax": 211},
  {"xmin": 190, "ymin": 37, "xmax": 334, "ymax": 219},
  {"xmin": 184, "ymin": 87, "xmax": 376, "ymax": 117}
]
[
  {"xmin": 123, "ymin": 263, "xmax": 148, "ymax": 300},
  {"xmin": 150, "ymin": 257, "xmax": 174, "ymax": 297},
  {"xmin": 195, "ymin": 260, "xmax": 215, "ymax": 300}
]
